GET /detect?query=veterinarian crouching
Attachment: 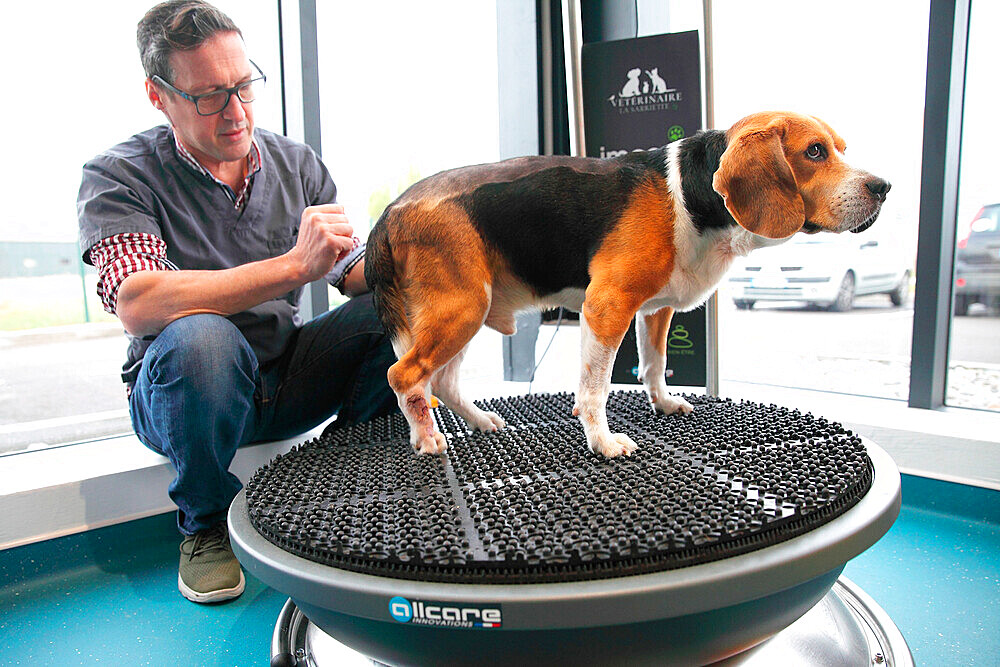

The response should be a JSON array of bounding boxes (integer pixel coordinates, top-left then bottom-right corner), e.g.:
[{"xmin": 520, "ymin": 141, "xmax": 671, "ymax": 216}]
[{"xmin": 76, "ymin": 0, "xmax": 398, "ymax": 603}]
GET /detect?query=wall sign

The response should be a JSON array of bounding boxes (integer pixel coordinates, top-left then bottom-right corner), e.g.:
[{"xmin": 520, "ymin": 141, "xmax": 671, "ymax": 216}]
[{"xmin": 581, "ymin": 30, "xmax": 706, "ymax": 387}]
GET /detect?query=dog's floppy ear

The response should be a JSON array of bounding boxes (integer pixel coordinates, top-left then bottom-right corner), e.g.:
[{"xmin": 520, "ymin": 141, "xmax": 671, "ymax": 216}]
[{"xmin": 712, "ymin": 122, "xmax": 804, "ymax": 239}]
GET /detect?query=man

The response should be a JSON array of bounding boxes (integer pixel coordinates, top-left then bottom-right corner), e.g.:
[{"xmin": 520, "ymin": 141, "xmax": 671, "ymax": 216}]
[{"xmin": 77, "ymin": 0, "xmax": 398, "ymax": 603}]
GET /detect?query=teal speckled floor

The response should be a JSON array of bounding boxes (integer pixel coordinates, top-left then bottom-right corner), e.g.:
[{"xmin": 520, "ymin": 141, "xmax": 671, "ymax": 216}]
[
  {"xmin": 1, "ymin": 475, "xmax": 997, "ymax": 666},
  {"xmin": 844, "ymin": 476, "xmax": 1000, "ymax": 666}
]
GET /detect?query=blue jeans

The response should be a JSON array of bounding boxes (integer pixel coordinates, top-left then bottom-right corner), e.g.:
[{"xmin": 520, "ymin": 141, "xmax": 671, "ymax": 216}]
[{"xmin": 128, "ymin": 294, "xmax": 399, "ymax": 535}]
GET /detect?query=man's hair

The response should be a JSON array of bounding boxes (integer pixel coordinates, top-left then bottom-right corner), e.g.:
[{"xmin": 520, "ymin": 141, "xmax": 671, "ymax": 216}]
[{"xmin": 137, "ymin": 0, "xmax": 241, "ymax": 83}]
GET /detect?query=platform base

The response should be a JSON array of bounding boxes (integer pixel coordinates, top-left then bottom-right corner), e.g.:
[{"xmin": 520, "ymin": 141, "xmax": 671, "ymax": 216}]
[{"xmin": 271, "ymin": 577, "xmax": 912, "ymax": 667}]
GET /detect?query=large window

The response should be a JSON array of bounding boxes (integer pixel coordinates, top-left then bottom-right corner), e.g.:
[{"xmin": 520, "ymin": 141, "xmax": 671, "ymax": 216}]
[
  {"xmin": 709, "ymin": 1, "xmax": 929, "ymax": 401},
  {"xmin": 1, "ymin": 1, "xmax": 993, "ymax": 464},
  {"xmin": 0, "ymin": 1, "xmax": 499, "ymax": 456},
  {"xmin": 0, "ymin": 1, "xmax": 282, "ymax": 455},
  {"xmin": 315, "ymin": 2, "xmax": 500, "ymax": 236},
  {"xmin": 947, "ymin": 0, "xmax": 1000, "ymax": 411}
]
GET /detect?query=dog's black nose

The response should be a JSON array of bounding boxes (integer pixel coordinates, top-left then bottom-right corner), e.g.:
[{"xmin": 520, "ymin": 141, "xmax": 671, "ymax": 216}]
[{"xmin": 866, "ymin": 178, "xmax": 891, "ymax": 203}]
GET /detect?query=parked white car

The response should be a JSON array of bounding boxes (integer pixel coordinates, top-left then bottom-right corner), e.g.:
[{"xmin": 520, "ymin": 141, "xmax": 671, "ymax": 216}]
[{"xmin": 727, "ymin": 233, "xmax": 911, "ymax": 311}]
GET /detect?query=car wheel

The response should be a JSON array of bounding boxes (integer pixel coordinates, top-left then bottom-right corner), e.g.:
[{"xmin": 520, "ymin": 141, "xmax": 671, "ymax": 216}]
[
  {"xmin": 829, "ymin": 272, "xmax": 856, "ymax": 312},
  {"xmin": 734, "ymin": 300, "xmax": 755, "ymax": 310},
  {"xmin": 889, "ymin": 271, "xmax": 910, "ymax": 306},
  {"xmin": 954, "ymin": 295, "xmax": 971, "ymax": 316}
]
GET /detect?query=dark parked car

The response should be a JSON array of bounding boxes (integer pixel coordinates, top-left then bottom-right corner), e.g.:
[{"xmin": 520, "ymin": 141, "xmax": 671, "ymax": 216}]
[{"xmin": 955, "ymin": 203, "xmax": 1000, "ymax": 315}]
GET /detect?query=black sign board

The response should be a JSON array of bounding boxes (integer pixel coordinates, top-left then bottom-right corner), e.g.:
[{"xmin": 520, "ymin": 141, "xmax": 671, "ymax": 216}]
[{"xmin": 581, "ymin": 30, "xmax": 706, "ymax": 387}]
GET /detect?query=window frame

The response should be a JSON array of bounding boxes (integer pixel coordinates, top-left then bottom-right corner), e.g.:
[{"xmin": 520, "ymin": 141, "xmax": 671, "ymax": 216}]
[{"xmin": 909, "ymin": 0, "xmax": 972, "ymax": 409}]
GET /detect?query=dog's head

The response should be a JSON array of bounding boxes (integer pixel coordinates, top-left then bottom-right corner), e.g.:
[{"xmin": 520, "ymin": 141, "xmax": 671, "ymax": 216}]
[{"xmin": 712, "ymin": 111, "xmax": 890, "ymax": 239}]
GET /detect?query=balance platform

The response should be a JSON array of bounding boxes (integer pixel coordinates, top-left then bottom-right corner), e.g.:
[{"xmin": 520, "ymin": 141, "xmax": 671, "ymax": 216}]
[{"xmin": 228, "ymin": 391, "xmax": 909, "ymax": 666}]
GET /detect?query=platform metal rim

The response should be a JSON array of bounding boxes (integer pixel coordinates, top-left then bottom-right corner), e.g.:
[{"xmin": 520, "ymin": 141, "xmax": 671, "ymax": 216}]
[
  {"xmin": 230, "ymin": 437, "xmax": 900, "ymax": 631},
  {"xmin": 832, "ymin": 575, "xmax": 915, "ymax": 667},
  {"xmin": 271, "ymin": 576, "xmax": 914, "ymax": 666}
]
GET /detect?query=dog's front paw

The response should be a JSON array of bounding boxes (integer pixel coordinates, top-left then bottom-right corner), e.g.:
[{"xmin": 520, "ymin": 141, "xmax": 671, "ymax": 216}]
[
  {"xmin": 651, "ymin": 393, "xmax": 694, "ymax": 416},
  {"xmin": 413, "ymin": 430, "xmax": 448, "ymax": 455},
  {"xmin": 589, "ymin": 431, "xmax": 638, "ymax": 458}
]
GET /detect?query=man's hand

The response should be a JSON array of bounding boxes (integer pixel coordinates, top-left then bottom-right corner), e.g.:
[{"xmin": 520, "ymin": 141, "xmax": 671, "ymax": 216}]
[
  {"xmin": 288, "ymin": 204, "xmax": 356, "ymax": 282},
  {"xmin": 115, "ymin": 204, "xmax": 358, "ymax": 337}
]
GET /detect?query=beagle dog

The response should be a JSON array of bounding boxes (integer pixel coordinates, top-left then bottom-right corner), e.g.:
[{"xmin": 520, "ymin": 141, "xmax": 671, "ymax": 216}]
[{"xmin": 365, "ymin": 111, "xmax": 890, "ymax": 457}]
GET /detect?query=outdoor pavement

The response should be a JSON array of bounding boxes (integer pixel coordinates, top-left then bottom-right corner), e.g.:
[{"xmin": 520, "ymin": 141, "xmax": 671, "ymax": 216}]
[{"xmin": 1, "ymin": 294, "xmax": 998, "ymax": 455}]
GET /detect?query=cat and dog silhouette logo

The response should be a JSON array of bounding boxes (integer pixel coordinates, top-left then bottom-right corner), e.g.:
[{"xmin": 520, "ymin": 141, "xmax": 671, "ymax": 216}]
[
  {"xmin": 606, "ymin": 65, "xmax": 681, "ymax": 115},
  {"xmin": 618, "ymin": 67, "xmax": 670, "ymax": 97}
]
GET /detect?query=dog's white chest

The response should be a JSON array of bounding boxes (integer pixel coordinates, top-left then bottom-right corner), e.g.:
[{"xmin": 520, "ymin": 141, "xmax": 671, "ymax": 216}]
[
  {"xmin": 644, "ymin": 226, "xmax": 766, "ymax": 314},
  {"xmin": 641, "ymin": 141, "xmax": 785, "ymax": 314}
]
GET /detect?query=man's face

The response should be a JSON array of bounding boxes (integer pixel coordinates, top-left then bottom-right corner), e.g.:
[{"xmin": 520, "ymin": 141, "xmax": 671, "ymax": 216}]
[{"xmin": 146, "ymin": 31, "xmax": 255, "ymax": 170}]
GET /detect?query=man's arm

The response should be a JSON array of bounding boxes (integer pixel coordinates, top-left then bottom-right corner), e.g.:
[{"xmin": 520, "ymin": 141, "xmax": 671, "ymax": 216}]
[{"xmin": 116, "ymin": 204, "xmax": 354, "ymax": 337}]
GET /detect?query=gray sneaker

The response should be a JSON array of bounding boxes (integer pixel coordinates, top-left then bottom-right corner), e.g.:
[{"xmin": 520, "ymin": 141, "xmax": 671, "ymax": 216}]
[{"xmin": 178, "ymin": 522, "xmax": 246, "ymax": 603}]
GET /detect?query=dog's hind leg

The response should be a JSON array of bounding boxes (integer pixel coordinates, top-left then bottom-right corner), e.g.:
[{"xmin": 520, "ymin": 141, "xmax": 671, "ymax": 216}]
[
  {"xmin": 431, "ymin": 343, "xmax": 506, "ymax": 433},
  {"xmin": 388, "ymin": 284, "xmax": 491, "ymax": 455}
]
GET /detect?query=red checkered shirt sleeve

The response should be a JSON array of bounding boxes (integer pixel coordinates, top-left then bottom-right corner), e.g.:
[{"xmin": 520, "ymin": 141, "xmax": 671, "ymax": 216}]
[{"xmin": 88, "ymin": 232, "xmax": 175, "ymax": 314}]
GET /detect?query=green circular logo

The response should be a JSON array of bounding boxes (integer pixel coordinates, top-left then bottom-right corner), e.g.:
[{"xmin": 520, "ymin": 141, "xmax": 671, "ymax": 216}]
[
  {"xmin": 668, "ymin": 324, "xmax": 693, "ymax": 349},
  {"xmin": 668, "ymin": 125, "xmax": 686, "ymax": 142}
]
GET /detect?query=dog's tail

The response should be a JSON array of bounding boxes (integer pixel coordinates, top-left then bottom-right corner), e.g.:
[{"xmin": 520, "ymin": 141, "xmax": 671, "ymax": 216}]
[{"xmin": 365, "ymin": 212, "xmax": 409, "ymax": 354}]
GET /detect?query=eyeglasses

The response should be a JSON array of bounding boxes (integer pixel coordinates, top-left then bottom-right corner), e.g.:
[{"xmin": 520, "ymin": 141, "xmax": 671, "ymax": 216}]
[{"xmin": 152, "ymin": 60, "xmax": 266, "ymax": 116}]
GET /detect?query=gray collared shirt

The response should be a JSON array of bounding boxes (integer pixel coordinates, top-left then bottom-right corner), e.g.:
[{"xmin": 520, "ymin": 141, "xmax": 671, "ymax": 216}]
[{"xmin": 78, "ymin": 124, "xmax": 338, "ymax": 379}]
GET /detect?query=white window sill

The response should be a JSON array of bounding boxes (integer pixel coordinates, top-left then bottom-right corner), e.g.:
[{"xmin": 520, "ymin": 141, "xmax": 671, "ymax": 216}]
[
  {"xmin": 717, "ymin": 379, "xmax": 1000, "ymax": 491},
  {"xmin": 0, "ymin": 428, "xmax": 322, "ymax": 551},
  {"xmin": 2, "ymin": 380, "xmax": 998, "ymax": 552}
]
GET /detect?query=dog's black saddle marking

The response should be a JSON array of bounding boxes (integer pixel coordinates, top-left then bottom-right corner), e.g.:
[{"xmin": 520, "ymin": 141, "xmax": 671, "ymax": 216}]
[
  {"xmin": 245, "ymin": 391, "xmax": 872, "ymax": 584},
  {"xmin": 456, "ymin": 151, "xmax": 668, "ymax": 296}
]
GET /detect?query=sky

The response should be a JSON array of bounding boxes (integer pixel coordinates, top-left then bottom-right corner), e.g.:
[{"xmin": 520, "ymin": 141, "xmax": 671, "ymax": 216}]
[{"xmin": 0, "ymin": 0, "xmax": 995, "ymax": 248}]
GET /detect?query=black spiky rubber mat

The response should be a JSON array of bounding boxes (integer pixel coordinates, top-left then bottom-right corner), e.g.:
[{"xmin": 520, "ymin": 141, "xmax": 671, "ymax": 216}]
[{"xmin": 245, "ymin": 391, "xmax": 872, "ymax": 584}]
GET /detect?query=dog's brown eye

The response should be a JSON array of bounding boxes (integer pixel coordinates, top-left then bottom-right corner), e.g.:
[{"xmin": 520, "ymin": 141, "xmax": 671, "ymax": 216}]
[{"xmin": 806, "ymin": 143, "xmax": 827, "ymax": 160}]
